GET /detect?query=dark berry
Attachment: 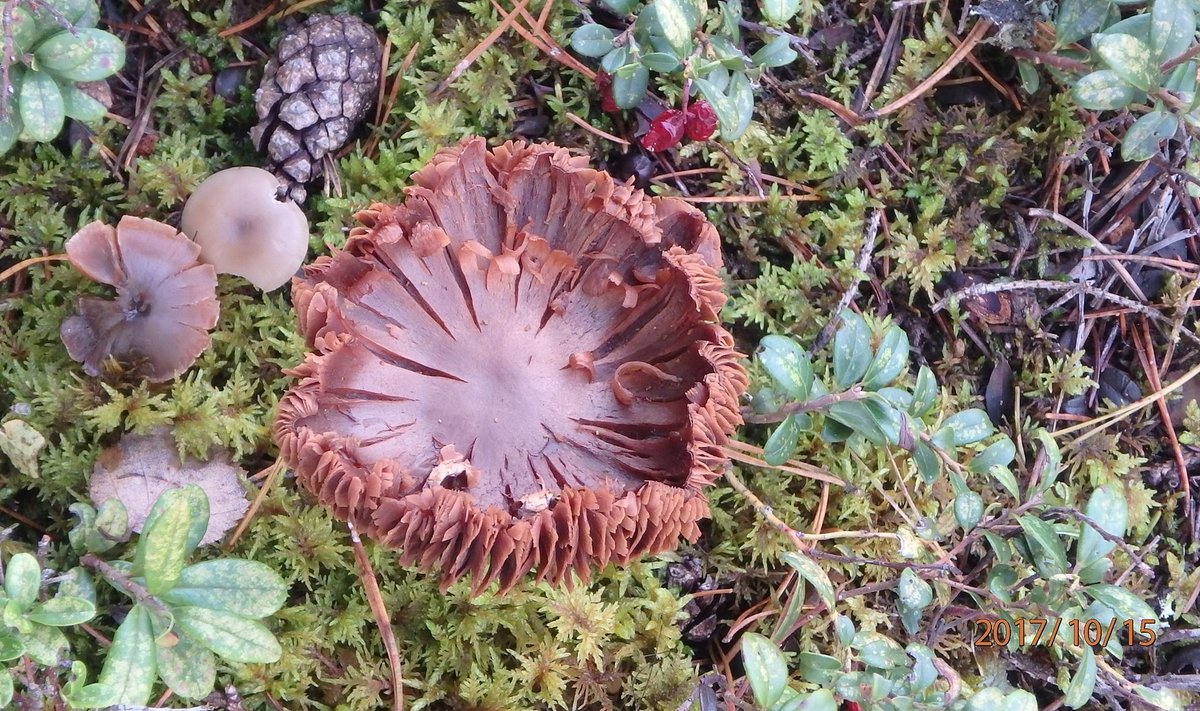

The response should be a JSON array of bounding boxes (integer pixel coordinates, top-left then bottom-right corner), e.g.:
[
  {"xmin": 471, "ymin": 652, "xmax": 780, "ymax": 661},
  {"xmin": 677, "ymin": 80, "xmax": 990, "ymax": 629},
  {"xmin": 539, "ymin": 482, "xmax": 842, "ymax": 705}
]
[
  {"xmin": 595, "ymin": 71, "xmax": 620, "ymax": 113},
  {"xmin": 684, "ymin": 100, "xmax": 718, "ymax": 141},
  {"xmin": 640, "ymin": 109, "xmax": 686, "ymax": 152}
]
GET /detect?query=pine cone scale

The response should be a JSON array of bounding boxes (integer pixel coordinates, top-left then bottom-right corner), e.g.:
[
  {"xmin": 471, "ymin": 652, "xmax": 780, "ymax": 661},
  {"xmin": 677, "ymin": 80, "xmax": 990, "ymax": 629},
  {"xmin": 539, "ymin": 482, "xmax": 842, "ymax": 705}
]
[{"xmin": 252, "ymin": 14, "xmax": 382, "ymax": 202}]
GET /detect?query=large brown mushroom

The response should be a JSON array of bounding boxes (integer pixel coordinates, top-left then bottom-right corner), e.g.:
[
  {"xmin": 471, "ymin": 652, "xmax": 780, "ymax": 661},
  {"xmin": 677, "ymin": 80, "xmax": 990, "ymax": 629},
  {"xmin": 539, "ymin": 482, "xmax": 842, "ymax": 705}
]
[
  {"xmin": 274, "ymin": 138, "xmax": 747, "ymax": 593},
  {"xmin": 60, "ymin": 217, "xmax": 219, "ymax": 382}
]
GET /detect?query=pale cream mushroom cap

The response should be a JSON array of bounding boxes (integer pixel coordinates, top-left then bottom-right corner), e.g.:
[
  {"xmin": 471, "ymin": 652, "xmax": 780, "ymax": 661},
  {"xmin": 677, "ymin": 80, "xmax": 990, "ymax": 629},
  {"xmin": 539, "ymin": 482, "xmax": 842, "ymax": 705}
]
[{"xmin": 180, "ymin": 167, "xmax": 310, "ymax": 291}]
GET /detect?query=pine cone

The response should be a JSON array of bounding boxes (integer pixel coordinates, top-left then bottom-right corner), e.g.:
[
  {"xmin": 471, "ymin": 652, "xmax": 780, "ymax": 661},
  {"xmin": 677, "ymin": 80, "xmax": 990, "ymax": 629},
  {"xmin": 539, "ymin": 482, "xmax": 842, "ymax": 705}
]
[{"xmin": 250, "ymin": 14, "xmax": 381, "ymax": 202}]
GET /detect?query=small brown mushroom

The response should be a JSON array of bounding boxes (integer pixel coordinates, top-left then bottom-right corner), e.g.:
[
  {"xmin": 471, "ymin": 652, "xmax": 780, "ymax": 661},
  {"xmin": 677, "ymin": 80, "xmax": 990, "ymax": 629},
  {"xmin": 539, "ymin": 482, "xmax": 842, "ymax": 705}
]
[
  {"xmin": 60, "ymin": 217, "xmax": 219, "ymax": 382},
  {"xmin": 180, "ymin": 167, "xmax": 310, "ymax": 291},
  {"xmin": 274, "ymin": 138, "xmax": 748, "ymax": 594}
]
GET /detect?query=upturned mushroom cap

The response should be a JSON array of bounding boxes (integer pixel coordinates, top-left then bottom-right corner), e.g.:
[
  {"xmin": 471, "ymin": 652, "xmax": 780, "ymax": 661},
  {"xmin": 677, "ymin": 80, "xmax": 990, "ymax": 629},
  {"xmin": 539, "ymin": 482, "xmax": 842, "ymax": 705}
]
[
  {"xmin": 274, "ymin": 138, "xmax": 748, "ymax": 594},
  {"xmin": 60, "ymin": 216, "xmax": 219, "ymax": 382},
  {"xmin": 180, "ymin": 166, "xmax": 310, "ymax": 291}
]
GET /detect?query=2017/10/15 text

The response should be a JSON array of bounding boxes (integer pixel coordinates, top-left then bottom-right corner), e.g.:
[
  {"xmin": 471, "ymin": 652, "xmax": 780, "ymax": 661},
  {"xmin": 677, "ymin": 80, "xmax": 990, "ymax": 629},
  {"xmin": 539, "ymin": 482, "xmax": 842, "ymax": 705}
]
[{"xmin": 973, "ymin": 617, "xmax": 1157, "ymax": 648}]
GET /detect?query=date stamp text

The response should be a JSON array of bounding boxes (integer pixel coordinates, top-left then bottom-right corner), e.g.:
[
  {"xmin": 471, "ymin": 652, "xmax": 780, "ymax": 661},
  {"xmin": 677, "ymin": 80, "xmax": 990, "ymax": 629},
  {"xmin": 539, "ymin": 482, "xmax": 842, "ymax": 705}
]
[{"xmin": 974, "ymin": 617, "xmax": 1157, "ymax": 648}]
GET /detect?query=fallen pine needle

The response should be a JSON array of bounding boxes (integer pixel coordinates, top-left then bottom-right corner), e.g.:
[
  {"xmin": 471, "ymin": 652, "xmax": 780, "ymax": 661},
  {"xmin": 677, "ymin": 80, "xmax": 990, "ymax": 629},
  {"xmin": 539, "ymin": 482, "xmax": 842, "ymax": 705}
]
[
  {"xmin": 225, "ymin": 456, "xmax": 285, "ymax": 550},
  {"xmin": 0, "ymin": 254, "xmax": 68, "ymax": 283},
  {"xmin": 349, "ymin": 521, "xmax": 405, "ymax": 711},
  {"xmin": 564, "ymin": 112, "xmax": 629, "ymax": 145}
]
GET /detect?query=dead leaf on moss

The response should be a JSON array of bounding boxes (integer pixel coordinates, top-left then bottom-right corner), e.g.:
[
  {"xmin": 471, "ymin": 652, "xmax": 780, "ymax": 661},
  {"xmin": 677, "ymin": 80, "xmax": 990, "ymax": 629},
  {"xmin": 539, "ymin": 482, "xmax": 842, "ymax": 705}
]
[
  {"xmin": 0, "ymin": 419, "xmax": 46, "ymax": 478},
  {"xmin": 88, "ymin": 429, "xmax": 249, "ymax": 545}
]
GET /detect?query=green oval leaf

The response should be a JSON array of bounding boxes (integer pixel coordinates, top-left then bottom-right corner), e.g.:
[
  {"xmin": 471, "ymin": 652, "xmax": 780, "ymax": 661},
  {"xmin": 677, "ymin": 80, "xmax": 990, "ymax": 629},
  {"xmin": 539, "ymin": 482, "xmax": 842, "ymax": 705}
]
[
  {"xmin": 726, "ymin": 71, "xmax": 754, "ymax": 139},
  {"xmin": 161, "ymin": 559, "xmax": 288, "ymax": 619},
  {"xmin": 763, "ymin": 414, "xmax": 803, "ymax": 465},
  {"xmin": 640, "ymin": 51, "xmax": 680, "ymax": 71},
  {"xmin": 1072, "ymin": 69, "xmax": 1140, "ymax": 110},
  {"xmin": 780, "ymin": 550, "xmax": 835, "ymax": 611},
  {"xmin": 740, "ymin": 632, "xmax": 789, "ymax": 708},
  {"xmin": 0, "ymin": 630, "xmax": 24, "ymax": 662},
  {"xmin": 969, "ymin": 437, "xmax": 1017, "ymax": 474},
  {"xmin": 61, "ymin": 83, "xmax": 107, "ymax": 123},
  {"xmin": 751, "ymin": 34, "xmax": 798, "ymax": 67},
  {"xmin": 797, "ymin": 651, "xmax": 841, "ymax": 685},
  {"xmin": 134, "ymin": 485, "xmax": 209, "ymax": 579},
  {"xmin": 174, "ymin": 606, "xmax": 282, "ymax": 663},
  {"xmin": 141, "ymin": 490, "xmax": 195, "ymax": 596},
  {"xmin": 98, "ymin": 604, "xmax": 156, "ymax": 706},
  {"xmin": 26, "ymin": 596, "xmax": 95, "ymax": 627},
  {"xmin": 761, "ymin": 0, "xmax": 801, "ymax": 24},
  {"xmin": 36, "ymin": 29, "xmax": 125, "ymax": 82},
  {"xmin": 937, "ymin": 409, "xmax": 993, "ymax": 446},
  {"xmin": 570, "ymin": 24, "xmax": 616, "ymax": 58},
  {"xmin": 910, "ymin": 365, "xmax": 939, "ymax": 416},
  {"xmin": 1094, "ymin": 33, "xmax": 1158, "ymax": 91},
  {"xmin": 1018, "ymin": 515, "xmax": 1069, "ymax": 576},
  {"xmin": 758, "ymin": 335, "xmax": 813, "ymax": 400},
  {"xmin": 832, "ymin": 312, "xmax": 872, "ymax": 388},
  {"xmin": 1121, "ymin": 110, "xmax": 1179, "ymax": 161},
  {"xmin": 954, "ymin": 490, "xmax": 984, "ymax": 530},
  {"xmin": 1085, "ymin": 584, "xmax": 1158, "ymax": 628},
  {"xmin": 610, "ymin": 63, "xmax": 649, "ymax": 108},
  {"xmin": 913, "ymin": 440, "xmax": 941, "ymax": 484},
  {"xmin": 157, "ymin": 632, "xmax": 216, "ymax": 700},
  {"xmin": 1055, "ymin": 0, "xmax": 1113, "ymax": 46},
  {"xmin": 1076, "ymin": 483, "xmax": 1127, "ymax": 569},
  {"xmin": 1064, "ymin": 646, "xmax": 1097, "ymax": 708},
  {"xmin": 649, "ymin": 0, "xmax": 697, "ymax": 57},
  {"xmin": 17, "ymin": 622, "xmax": 67, "ymax": 665},
  {"xmin": 897, "ymin": 568, "xmax": 932, "ymax": 635},
  {"xmin": 862, "ymin": 325, "xmax": 910, "ymax": 390},
  {"xmin": 1151, "ymin": 0, "xmax": 1195, "ymax": 63},
  {"xmin": 4, "ymin": 553, "xmax": 40, "ymax": 608},
  {"xmin": 18, "ymin": 70, "xmax": 64, "ymax": 142}
]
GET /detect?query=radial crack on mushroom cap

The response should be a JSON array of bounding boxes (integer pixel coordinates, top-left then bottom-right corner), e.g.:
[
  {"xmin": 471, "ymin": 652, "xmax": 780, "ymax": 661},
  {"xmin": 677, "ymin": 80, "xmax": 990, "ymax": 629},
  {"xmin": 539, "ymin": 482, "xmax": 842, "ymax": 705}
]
[
  {"xmin": 60, "ymin": 216, "xmax": 220, "ymax": 382},
  {"xmin": 274, "ymin": 138, "xmax": 748, "ymax": 594}
]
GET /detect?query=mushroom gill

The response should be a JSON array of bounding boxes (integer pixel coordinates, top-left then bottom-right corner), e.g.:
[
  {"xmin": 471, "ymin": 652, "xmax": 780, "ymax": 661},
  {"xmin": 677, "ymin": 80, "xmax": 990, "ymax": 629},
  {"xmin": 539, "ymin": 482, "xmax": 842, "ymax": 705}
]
[
  {"xmin": 274, "ymin": 138, "xmax": 748, "ymax": 593},
  {"xmin": 60, "ymin": 216, "xmax": 219, "ymax": 382}
]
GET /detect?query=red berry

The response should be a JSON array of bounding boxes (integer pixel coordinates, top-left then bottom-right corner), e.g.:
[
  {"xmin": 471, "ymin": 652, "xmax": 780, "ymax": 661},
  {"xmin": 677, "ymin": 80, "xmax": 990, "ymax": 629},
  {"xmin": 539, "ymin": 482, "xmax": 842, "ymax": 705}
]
[
  {"xmin": 596, "ymin": 71, "xmax": 619, "ymax": 113},
  {"xmin": 640, "ymin": 109, "xmax": 686, "ymax": 152},
  {"xmin": 685, "ymin": 100, "xmax": 718, "ymax": 141}
]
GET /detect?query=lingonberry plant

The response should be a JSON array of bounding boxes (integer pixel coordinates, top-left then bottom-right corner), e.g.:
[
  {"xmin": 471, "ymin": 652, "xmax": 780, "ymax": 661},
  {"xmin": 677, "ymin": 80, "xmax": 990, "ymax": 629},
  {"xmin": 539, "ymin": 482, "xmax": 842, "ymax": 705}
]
[{"xmin": 570, "ymin": 0, "xmax": 804, "ymax": 142}]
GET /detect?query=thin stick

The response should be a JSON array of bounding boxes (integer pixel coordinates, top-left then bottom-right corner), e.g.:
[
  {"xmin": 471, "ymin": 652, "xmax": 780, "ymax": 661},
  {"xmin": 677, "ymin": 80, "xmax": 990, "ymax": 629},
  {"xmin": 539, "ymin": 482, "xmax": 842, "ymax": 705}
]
[
  {"xmin": 0, "ymin": 254, "xmax": 68, "ymax": 282},
  {"xmin": 866, "ymin": 20, "xmax": 991, "ymax": 118},
  {"xmin": 225, "ymin": 456, "xmax": 284, "ymax": 550},
  {"xmin": 1053, "ymin": 358, "xmax": 1200, "ymax": 442},
  {"xmin": 349, "ymin": 521, "xmax": 404, "ymax": 711},
  {"xmin": 722, "ymin": 442, "xmax": 846, "ymax": 487},
  {"xmin": 564, "ymin": 111, "xmax": 629, "ymax": 145},
  {"xmin": 931, "ymin": 278, "xmax": 1200, "ymax": 346},
  {"xmin": 217, "ymin": 1, "xmax": 280, "ymax": 37},
  {"xmin": 815, "ymin": 210, "xmax": 881, "ymax": 349},
  {"xmin": 431, "ymin": 0, "xmax": 532, "ymax": 98}
]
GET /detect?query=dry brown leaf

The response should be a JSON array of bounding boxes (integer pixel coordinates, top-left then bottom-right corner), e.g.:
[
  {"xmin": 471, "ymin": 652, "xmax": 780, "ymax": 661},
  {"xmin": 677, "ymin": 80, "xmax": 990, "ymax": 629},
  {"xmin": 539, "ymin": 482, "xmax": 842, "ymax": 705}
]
[{"xmin": 88, "ymin": 429, "xmax": 249, "ymax": 545}]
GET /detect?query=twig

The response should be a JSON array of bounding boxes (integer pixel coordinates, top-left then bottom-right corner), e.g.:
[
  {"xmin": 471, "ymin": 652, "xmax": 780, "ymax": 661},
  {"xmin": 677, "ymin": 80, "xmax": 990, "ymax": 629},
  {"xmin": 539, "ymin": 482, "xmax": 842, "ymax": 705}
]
[
  {"xmin": 722, "ymin": 441, "xmax": 846, "ymax": 487},
  {"xmin": 564, "ymin": 111, "xmax": 629, "ymax": 145},
  {"xmin": 217, "ymin": 1, "xmax": 279, "ymax": 37},
  {"xmin": 348, "ymin": 521, "xmax": 404, "ymax": 711},
  {"xmin": 1052, "ymin": 358, "xmax": 1200, "ymax": 443},
  {"xmin": 814, "ymin": 209, "xmax": 881, "ymax": 349},
  {"xmin": 740, "ymin": 386, "xmax": 868, "ymax": 425},
  {"xmin": 0, "ymin": 253, "xmax": 68, "ymax": 282},
  {"xmin": 865, "ymin": 20, "xmax": 992, "ymax": 118},
  {"xmin": 932, "ymin": 278, "xmax": 1200, "ymax": 347},
  {"xmin": 80, "ymin": 554, "xmax": 174, "ymax": 621},
  {"xmin": 431, "ymin": 0, "xmax": 532, "ymax": 98},
  {"xmin": 225, "ymin": 456, "xmax": 284, "ymax": 550}
]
